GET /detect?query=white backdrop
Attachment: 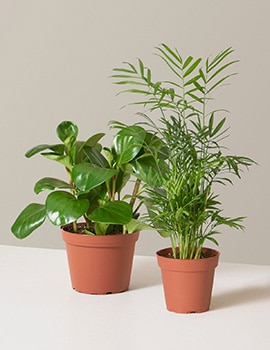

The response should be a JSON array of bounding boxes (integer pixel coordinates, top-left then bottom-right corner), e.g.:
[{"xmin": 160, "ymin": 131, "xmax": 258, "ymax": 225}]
[{"xmin": 1, "ymin": 0, "xmax": 269, "ymax": 264}]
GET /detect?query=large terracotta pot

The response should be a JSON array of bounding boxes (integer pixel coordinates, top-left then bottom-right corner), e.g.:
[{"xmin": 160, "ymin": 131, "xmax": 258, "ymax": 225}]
[
  {"xmin": 62, "ymin": 227, "xmax": 139, "ymax": 294},
  {"xmin": 157, "ymin": 247, "xmax": 219, "ymax": 313}
]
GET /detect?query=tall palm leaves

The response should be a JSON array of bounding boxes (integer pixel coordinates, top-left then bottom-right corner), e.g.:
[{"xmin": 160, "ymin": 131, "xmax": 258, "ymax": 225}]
[{"xmin": 112, "ymin": 45, "xmax": 256, "ymax": 258}]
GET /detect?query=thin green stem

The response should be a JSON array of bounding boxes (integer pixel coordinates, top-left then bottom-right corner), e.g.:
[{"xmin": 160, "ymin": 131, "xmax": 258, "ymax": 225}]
[
  {"xmin": 72, "ymin": 221, "xmax": 77, "ymax": 233},
  {"xmin": 130, "ymin": 179, "xmax": 141, "ymax": 208},
  {"xmin": 110, "ymin": 175, "xmax": 117, "ymax": 201}
]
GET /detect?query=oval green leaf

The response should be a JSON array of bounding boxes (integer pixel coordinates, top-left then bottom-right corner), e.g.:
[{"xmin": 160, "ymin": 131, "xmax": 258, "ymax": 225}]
[
  {"xmin": 41, "ymin": 154, "xmax": 72, "ymax": 170},
  {"xmin": 56, "ymin": 121, "xmax": 78, "ymax": 143},
  {"xmin": 126, "ymin": 218, "xmax": 153, "ymax": 233},
  {"xmin": 112, "ymin": 125, "xmax": 146, "ymax": 164},
  {"xmin": 45, "ymin": 191, "xmax": 89, "ymax": 226},
  {"xmin": 34, "ymin": 177, "xmax": 73, "ymax": 194},
  {"xmin": 72, "ymin": 163, "xmax": 117, "ymax": 192},
  {"xmin": 11, "ymin": 203, "xmax": 46, "ymax": 239},
  {"xmin": 78, "ymin": 146, "xmax": 108, "ymax": 168},
  {"xmin": 88, "ymin": 201, "xmax": 132, "ymax": 225},
  {"xmin": 25, "ymin": 144, "xmax": 64, "ymax": 158}
]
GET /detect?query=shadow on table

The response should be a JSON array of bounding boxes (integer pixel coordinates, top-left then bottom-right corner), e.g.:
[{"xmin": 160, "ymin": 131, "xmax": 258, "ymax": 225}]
[
  {"xmin": 211, "ymin": 283, "xmax": 270, "ymax": 310},
  {"xmin": 129, "ymin": 257, "xmax": 162, "ymax": 290}
]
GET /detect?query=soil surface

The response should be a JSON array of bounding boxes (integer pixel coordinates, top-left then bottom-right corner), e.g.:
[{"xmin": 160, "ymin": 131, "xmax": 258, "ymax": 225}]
[
  {"xmin": 166, "ymin": 249, "xmax": 215, "ymax": 259},
  {"xmin": 62, "ymin": 223, "xmax": 123, "ymax": 235}
]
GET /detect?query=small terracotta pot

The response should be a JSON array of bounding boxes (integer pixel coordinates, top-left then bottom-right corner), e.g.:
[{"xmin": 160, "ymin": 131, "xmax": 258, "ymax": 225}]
[
  {"xmin": 157, "ymin": 247, "xmax": 220, "ymax": 313},
  {"xmin": 62, "ymin": 227, "xmax": 139, "ymax": 294}
]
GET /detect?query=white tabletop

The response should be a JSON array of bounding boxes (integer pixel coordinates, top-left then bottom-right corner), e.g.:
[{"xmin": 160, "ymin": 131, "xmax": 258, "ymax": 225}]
[{"xmin": 0, "ymin": 245, "xmax": 270, "ymax": 350}]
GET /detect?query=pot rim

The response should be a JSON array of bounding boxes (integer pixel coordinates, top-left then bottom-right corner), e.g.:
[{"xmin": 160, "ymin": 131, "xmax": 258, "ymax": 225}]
[
  {"xmin": 157, "ymin": 247, "xmax": 219, "ymax": 258},
  {"xmin": 156, "ymin": 247, "xmax": 220, "ymax": 271},
  {"xmin": 61, "ymin": 227, "xmax": 140, "ymax": 248}
]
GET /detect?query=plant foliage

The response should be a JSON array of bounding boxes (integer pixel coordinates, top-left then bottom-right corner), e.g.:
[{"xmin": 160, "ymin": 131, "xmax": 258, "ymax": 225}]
[
  {"xmin": 11, "ymin": 121, "xmax": 159, "ymax": 238},
  {"xmin": 112, "ymin": 44, "xmax": 256, "ymax": 259}
]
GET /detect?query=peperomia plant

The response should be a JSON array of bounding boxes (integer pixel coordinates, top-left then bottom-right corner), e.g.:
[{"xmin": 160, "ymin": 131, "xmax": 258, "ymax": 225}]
[
  {"xmin": 112, "ymin": 44, "xmax": 256, "ymax": 259},
  {"xmin": 11, "ymin": 121, "xmax": 160, "ymax": 239}
]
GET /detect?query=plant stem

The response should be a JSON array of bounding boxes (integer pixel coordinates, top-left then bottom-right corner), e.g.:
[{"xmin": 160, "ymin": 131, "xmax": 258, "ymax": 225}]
[
  {"xmin": 72, "ymin": 221, "xmax": 77, "ymax": 233},
  {"xmin": 130, "ymin": 179, "xmax": 141, "ymax": 208},
  {"xmin": 110, "ymin": 175, "xmax": 117, "ymax": 201}
]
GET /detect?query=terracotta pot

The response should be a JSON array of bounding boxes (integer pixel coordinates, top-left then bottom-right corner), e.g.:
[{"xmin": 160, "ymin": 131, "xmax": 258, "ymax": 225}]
[
  {"xmin": 157, "ymin": 247, "xmax": 220, "ymax": 313},
  {"xmin": 62, "ymin": 227, "xmax": 139, "ymax": 294}
]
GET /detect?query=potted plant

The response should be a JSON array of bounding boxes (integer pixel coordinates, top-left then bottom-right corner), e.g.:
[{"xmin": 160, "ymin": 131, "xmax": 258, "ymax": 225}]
[
  {"xmin": 112, "ymin": 44, "xmax": 256, "ymax": 312},
  {"xmin": 11, "ymin": 120, "xmax": 157, "ymax": 294}
]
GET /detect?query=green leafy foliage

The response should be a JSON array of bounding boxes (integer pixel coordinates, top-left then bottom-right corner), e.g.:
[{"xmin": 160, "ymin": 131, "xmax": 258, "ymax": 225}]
[
  {"xmin": 72, "ymin": 164, "xmax": 117, "ymax": 192},
  {"xmin": 88, "ymin": 201, "xmax": 133, "ymax": 225},
  {"xmin": 34, "ymin": 178, "xmax": 72, "ymax": 194},
  {"xmin": 112, "ymin": 125, "xmax": 146, "ymax": 164},
  {"xmin": 46, "ymin": 191, "xmax": 89, "ymax": 226},
  {"xmin": 11, "ymin": 204, "xmax": 46, "ymax": 239},
  {"xmin": 11, "ymin": 121, "xmax": 160, "ymax": 237},
  {"xmin": 112, "ymin": 44, "xmax": 256, "ymax": 259}
]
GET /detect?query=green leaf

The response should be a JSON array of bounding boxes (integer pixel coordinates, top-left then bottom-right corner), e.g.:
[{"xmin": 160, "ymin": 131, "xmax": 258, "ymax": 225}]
[
  {"xmin": 45, "ymin": 191, "xmax": 89, "ymax": 226},
  {"xmin": 72, "ymin": 163, "xmax": 117, "ymax": 192},
  {"xmin": 139, "ymin": 58, "xmax": 145, "ymax": 78},
  {"xmin": 41, "ymin": 153, "xmax": 72, "ymax": 170},
  {"xmin": 103, "ymin": 147, "xmax": 114, "ymax": 166},
  {"xmin": 112, "ymin": 62, "xmax": 137, "ymax": 74},
  {"xmin": 153, "ymin": 81, "xmax": 162, "ymax": 93},
  {"xmin": 120, "ymin": 88, "xmax": 152, "ymax": 95},
  {"xmin": 93, "ymin": 223, "xmax": 110, "ymax": 235},
  {"xmin": 156, "ymin": 46, "xmax": 182, "ymax": 78},
  {"xmin": 122, "ymin": 62, "xmax": 138, "ymax": 73},
  {"xmin": 208, "ymin": 113, "xmax": 214, "ymax": 134},
  {"xmin": 193, "ymin": 81, "xmax": 205, "ymax": 94},
  {"xmin": 112, "ymin": 125, "xmax": 146, "ymax": 164},
  {"xmin": 114, "ymin": 167, "xmax": 131, "ymax": 193},
  {"xmin": 207, "ymin": 47, "xmax": 234, "ymax": 72},
  {"xmin": 146, "ymin": 68, "xmax": 152, "ymax": 84},
  {"xmin": 158, "ymin": 43, "xmax": 183, "ymax": 66},
  {"xmin": 207, "ymin": 73, "xmax": 237, "ymax": 93},
  {"xmin": 215, "ymin": 215, "xmax": 245, "ymax": 230},
  {"xmin": 144, "ymin": 131, "xmax": 168, "ymax": 159},
  {"xmin": 131, "ymin": 157, "xmax": 164, "ymax": 187},
  {"xmin": 78, "ymin": 187, "xmax": 103, "ymax": 211},
  {"xmin": 157, "ymin": 229, "xmax": 173, "ymax": 238},
  {"xmin": 56, "ymin": 121, "xmax": 78, "ymax": 143},
  {"xmin": 34, "ymin": 177, "xmax": 72, "ymax": 194},
  {"xmin": 25, "ymin": 144, "xmax": 64, "ymax": 158},
  {"xmin": 126, "ymin": 218, "xmax": 153, "ymax": 233},
  {"xmin": 207, "ymin": 60, "xmax": 239, "ymax": 83},
  {"xmin": 183, "ymin": 56, "xmax": 193, "ymax": 69},
  {"xmin": 84, "ymin": 133, "xmax": 105, "ymax": 147},
  {"xmin": 79, "ymin": 146, "xmax": 108, "ymax": 167},
  {"xmin": 113, "ymin": 79, "xmax": 146, "ymax": 86},
  {"xmin": 184, "ymin": 74, "xmax": 201, "ymax": 86},
  {"xmin": 183, "ymin": 58, "xmax": 202, "ymax": 78},
  {"xmin": 88, "ymin": 201, "xmax": 132, "ymax": 225},
  {"xmin": 186, "ymin": 91, "xmax": 204, "ymax": 103},
  {"xmin": 11, "ymin": 203, "xmax": 46, "ymax": 239},
  {"xmin": 211, "ymin": 117, "xmax": 226, "ymax": 137},
  {"xmin": 199, "ymin": 68, "xmax": 207, "ymax": 83},
  {"xmin": 205, "ymin": 235, "xmax": 219, "ymax": 246}
]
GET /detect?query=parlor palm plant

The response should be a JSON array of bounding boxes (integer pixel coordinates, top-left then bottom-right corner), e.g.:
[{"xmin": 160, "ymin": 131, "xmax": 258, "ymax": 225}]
[{"xmin": 112, "ymin": 44, "xmax": 256, "ymax": 260}]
